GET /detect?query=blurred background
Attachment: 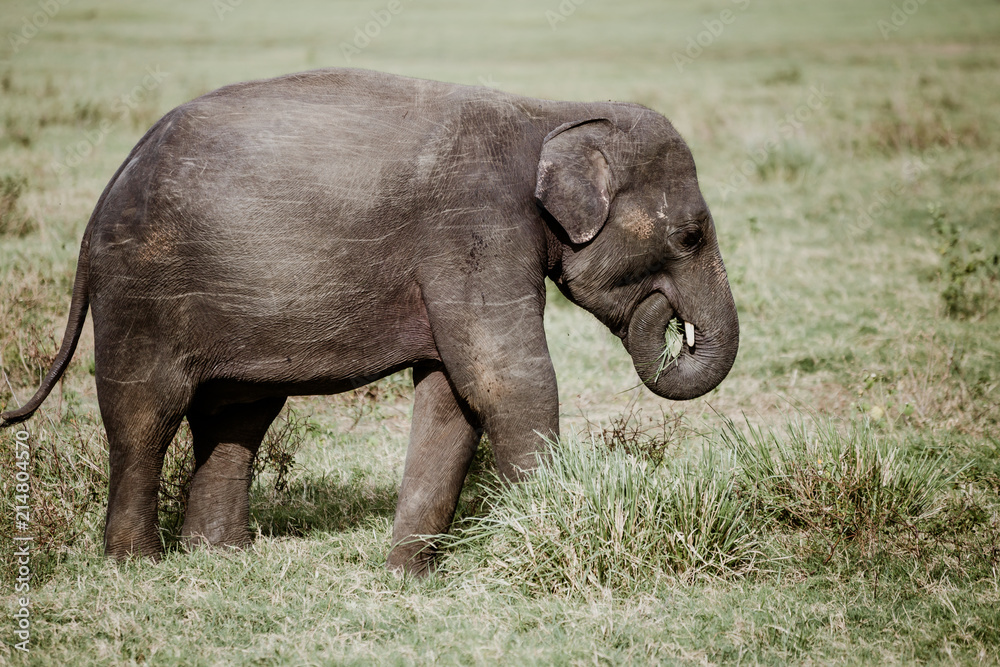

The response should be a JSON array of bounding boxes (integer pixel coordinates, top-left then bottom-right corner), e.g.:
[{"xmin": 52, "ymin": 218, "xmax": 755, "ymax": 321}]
[
  {"xmin": 1, "ymin": 2, "xmax": 999, "ymax": 661},
  {"xmin": 3, "ymin": 0, "xmax": 995, "ymax": 429}
]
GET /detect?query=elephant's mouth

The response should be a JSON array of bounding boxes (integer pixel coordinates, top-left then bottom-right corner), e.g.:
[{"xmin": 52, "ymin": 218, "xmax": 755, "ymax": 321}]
[
  {"xmin": 622, "ymin": 291, "xmax": 738, "ymax": 400},
  {"xmin": 623, "ymin": 298, "xmax": 695, "ymax": 379}
]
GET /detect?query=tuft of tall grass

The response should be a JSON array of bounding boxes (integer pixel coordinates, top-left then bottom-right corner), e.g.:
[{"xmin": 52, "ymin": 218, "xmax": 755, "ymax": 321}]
[
  {"xmin": 720, "ymin": 416, "xmax": 961, "ymax": 560},
  {"xmin": 442, "ymin": 412, "xmax": 978, "ymax": 595},
  {"xmin": 442, "ymin": 436, "xmax": 766, "ymax": 595}
]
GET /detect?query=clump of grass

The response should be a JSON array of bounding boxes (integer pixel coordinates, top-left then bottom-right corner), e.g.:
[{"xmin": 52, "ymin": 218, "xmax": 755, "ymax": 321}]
[
  {"xmin": 71, "ymin": 99, "xmax": 110, "ymax": 125},
  {"xmin": 253, "ymin": 407, "xmax": 309, "ymax": 494},
  {"xmin": 761, "ymin": 65, "xmax": 803, "ymax": 86},
  {"xmin": 720, "ymin": 416, "xmax": 961, "ymax": 562},
  {"xmin": 1, "ymin": 109, "xmax": 34, "ymax": 148},
  {"xmin": 443, "ymin": 435, "xmax": 766, "ymax": 595},
  {"xmin": 866, "ymin": 96, "xmax": 975, "ymax": 153},
  {"xmin": 453, "ymin": 434, "xmax": 498, "ymax": 521},
  {"xmin": 0, "ymin": 173, "xmax": 36, "ymax": 237},
  {"xmin": 890, "ymin": 484, "xmax": 1000, "ymax": 581},
  {"xmin": 157, "ymin": 422, "xmax": 196, "ymax": 545},
  {"xmin": 0, "ymin": 321, "xmax": 59, "ymax": 392}
]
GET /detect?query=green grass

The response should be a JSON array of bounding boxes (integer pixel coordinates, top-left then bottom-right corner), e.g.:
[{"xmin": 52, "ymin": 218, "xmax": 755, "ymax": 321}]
[
  {"xmin": 2, "ymin": 0, "xmax": 1000, "ymax": 663},
  {"xmin": 442, "ymin": 436, "xmax": 765, "ymax": 593}
]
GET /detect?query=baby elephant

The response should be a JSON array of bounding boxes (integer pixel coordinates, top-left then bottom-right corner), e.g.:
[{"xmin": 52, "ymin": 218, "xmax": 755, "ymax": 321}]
[{"xmin": 1, "ymin": 68, "xmax": 738, "ymax": 574}]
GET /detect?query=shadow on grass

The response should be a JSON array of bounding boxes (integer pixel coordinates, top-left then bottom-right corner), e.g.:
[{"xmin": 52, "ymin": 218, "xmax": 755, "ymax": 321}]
[{"xmin": 250, "ymin": 472, "xmax": 398, "ymax": 538}]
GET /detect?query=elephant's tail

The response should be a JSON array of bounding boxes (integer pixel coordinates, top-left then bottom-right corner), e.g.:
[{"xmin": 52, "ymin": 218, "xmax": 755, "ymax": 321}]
[
  {"xmin": 0, "ymin": 113, "xmax": 178, "ymax": 429},
  {"xmin": 1, "ymin": 226, "xmax": 92, "ymax": 429}
]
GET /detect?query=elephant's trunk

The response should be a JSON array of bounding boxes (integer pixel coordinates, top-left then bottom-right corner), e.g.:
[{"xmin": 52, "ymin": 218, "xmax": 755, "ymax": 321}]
[{"xmin": 623, "ymin": 264, "xmax": 739, "ymax": 400}]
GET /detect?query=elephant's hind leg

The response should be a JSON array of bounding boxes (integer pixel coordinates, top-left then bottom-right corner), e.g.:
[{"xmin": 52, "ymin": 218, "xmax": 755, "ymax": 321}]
[
  {"xmin": 181, "ymin": 397, "xmax": 286, "ymax": 549},
  {"xmin": 387, "ymin": 364, "xmax": 481, "ymax": 575},
  {"xmin": 101, "ymin": 388, "xmax": 188, "ymax": 561}
]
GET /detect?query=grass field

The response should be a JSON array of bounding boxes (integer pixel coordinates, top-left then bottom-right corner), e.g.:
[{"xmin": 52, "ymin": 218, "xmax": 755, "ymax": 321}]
[{"xmin": 2, "ymin": 0, "xmax": 999, "ymax": 663}]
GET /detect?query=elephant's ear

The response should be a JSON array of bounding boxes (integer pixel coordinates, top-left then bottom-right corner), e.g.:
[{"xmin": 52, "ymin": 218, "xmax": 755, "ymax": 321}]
[{"xmin": 535, "ymin": 119, "xmax": 615, "ymax": 244}]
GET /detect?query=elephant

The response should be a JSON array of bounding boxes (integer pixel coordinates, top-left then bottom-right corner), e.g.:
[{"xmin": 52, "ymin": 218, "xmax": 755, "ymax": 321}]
[{"xmin": 0, "ymin": 68, "xmax": 738, "ymax": 575}]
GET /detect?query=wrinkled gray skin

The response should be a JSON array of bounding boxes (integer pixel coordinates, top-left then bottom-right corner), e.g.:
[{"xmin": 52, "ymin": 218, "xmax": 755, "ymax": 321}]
[{"xmin": 0, "ymin": 69, "xmax": 738, "ymax": 574}]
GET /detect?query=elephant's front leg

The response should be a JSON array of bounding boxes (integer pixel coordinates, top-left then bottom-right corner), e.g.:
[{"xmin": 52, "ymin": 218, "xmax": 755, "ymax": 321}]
[
  {"xmin": 442, "ymin": 317, "xmax": 560, "ymax": 484},
  {"xmin": 387, "ymin": 363, "xmax": 482, "ymax": 575}
]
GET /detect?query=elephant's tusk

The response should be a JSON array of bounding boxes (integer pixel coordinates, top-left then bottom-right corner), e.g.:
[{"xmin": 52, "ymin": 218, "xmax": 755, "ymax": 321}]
[{"xmin": 685, "ymin": 321, "xmax": 695, "ymax": 348}]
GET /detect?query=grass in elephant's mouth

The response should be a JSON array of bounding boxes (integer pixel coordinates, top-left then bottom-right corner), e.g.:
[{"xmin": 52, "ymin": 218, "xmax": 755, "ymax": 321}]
[{"xmin": 654, "ymin": 317, "xmax": 685, "ymax": 380}]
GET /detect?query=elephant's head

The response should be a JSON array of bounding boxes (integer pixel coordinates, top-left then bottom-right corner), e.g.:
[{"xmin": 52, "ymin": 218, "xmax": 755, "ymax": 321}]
[{"xmin": 536, "ymin": 108, "xmax": 738, "ymax": 400}]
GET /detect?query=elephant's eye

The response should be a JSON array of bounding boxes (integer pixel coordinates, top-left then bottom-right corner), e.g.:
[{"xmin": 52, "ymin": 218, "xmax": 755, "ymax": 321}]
[{"xmin": 678, "ymin": 226, "xmax": 703, "ymax": 251}]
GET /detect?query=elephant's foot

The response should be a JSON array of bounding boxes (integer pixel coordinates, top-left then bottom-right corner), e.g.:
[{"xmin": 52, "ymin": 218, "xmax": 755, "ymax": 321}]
[
  {"xmin": 386, "ymin": 537, "xmax": 437, "ymax": 577},
  {"xmin": 180, "ymin": 442, "xmax": 256, "ymax": 550},
  {"xmin": 180, "ymin": 495, "xmax": 253, "ymax": 551},
  {"xmin": 104, "ymin": 478, "xmax": 166, "ymax": 560},
  {"xmin": 104, "ymin": 517, "xmax": 165, "ymax": 561}
]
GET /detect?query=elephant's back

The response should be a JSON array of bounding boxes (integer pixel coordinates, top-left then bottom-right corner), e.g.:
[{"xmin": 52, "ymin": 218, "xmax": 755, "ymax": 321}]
[
  {"xmin": 86, "ymin": 68, "xmax": 553, "ymax": 273},
  {"xmin": 88, "ymin": 70, "xmax": 446, "ymax": 275},
  {"xmin": 84, "ymin": 68, "xmax": 563, "ymax": 329},
  {"xmin": 83, "ymin": 69, "xmax": 473, "ymax": 366}
]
